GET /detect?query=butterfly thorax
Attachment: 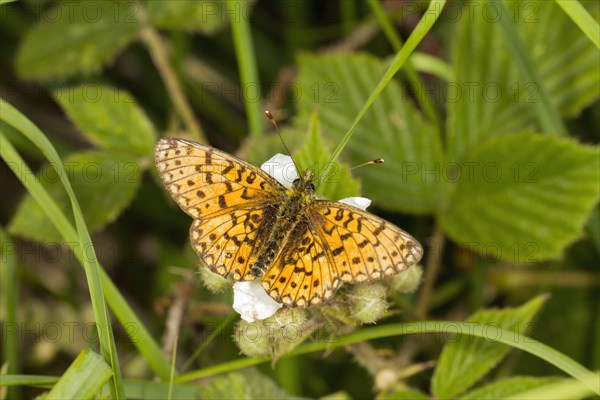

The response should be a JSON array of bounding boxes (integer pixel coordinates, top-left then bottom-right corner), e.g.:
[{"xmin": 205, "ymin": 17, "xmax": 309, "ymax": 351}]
[
  {"xmin": 250, "ymin": 170, "xmax": 316, "ymax": 276},
  {"xmin": 287, "ymin": 169, "xmax": 316, "ymax": 210}
]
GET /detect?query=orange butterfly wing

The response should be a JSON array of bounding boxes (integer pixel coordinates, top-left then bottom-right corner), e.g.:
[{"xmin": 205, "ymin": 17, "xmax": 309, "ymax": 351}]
[{"xmin": 155, "ymin": 138, "xmax": 284, "ymax": 279}]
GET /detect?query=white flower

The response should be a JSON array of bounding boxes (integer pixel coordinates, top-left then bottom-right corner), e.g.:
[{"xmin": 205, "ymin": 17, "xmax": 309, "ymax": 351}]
[
  {"xmin": 260, "ymin": 154, "xmax": 298, "ymax": 189},
  {"xmin": 231, "ymin": 155, "xmax": 373, "ymax": 321},
  {"xmin": 232, "ymin": 281, "xmax": 283, "ymax": 322},
  {"xmin": 339, "ymin": 197, "xmax": 371, "ymax": 210}
]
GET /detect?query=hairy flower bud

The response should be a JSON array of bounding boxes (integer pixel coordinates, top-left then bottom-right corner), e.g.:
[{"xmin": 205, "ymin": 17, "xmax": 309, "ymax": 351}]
[
  {"xmin": 233, "ymin": 319, "xmax": 271, "ymax": 358},
  {"xmin": 265, "ymin": 308, "xmax": 308, "ymax": 344},
  {"xmin": 389, "ymin": 265, "xmax": 423, "ymax": 294},
  {"xmin": 347, "ymin": 282, "xmax": 388, "ymax": 324}
]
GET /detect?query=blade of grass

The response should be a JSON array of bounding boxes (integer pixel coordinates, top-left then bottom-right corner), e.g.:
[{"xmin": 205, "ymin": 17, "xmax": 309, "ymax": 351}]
[
  {"xmin": 1, "ymin": 100, "xmax": 170, "ymax": 378},
  {"xmin": 174, "ymin": 321, "xmax": 599, "ymax": 395},
  {"xmin": 0, "ymin": 124, "xmax": 172, "ymax": 381},
  {"xmin": 0, "ymin": 101, "xmax": 125, "ymax": 399},
  {"xmin": 228, "ymin": 0, "xmax": 264, "ymax": 138},
  {"xmin": 320, "ymin": 0, "xmax": 447, "ymax": 183},
  {"xmin": 46, "ymin": 349, "xmax": 112, "ymax": 400},
  {"xmin": 0, "ymin": 227, "xmax": 21, "ymax": 400},
  {"xmin": 555, "ymin": 0, "xmax": 600, "ymax": 48},
  {"xmin": 505, "ymin": 374, "xmax": 600, "ymax": 400},
  {"xmin": 491, "ymin": 0, "xmax": 568, "ymax": 136},
  {"xmin": 0, "ymin": 375, "xmax": 58, "ymax": 387},
  {"xmin": 1, "ymin": 375, "xmax": 200, "ymax": 398},
  {"xmin": 367, "ymin": 0, "xmax": 441, "ymax": 128}
]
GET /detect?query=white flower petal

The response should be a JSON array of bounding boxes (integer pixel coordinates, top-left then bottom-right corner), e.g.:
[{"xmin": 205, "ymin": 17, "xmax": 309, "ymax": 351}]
[
  {"xmin": 339, "ymin": 197, "xmax": 371, "ymax": 210},
  {"xmin": 260, "ymin": 154, "xmax": 299, "ymax": 189},
  {"xmin": 233, "ymin": 281, "xmax": 283, "ymax": 322}
]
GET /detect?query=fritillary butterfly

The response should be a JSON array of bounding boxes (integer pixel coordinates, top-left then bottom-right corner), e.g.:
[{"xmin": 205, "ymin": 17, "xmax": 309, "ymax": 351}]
[{"xmin": 155, "ymin": 138, "xmax": 423, "ymax": 307}]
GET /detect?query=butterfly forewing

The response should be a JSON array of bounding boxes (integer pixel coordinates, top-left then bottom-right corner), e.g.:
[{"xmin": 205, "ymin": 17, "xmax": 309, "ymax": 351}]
[
  {"xmin": 155, "ymin": 138, "xmax": 284, "ymax": 279},
  {"xmin": 155, "ymin": 138, "xmax": 284, "ymax": 220}
]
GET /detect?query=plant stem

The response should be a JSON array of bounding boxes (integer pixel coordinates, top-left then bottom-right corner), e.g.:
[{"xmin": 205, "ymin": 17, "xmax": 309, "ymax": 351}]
[
  {"xmin": 138, "ymin": 20, "xmax": 205, "ymax": 143},
  {"xmin": 0, "ymin": 227, "xmax": 21, "ymax": 400},
  {"xmin": 415, "ymin": 221, "xmax": 445, "ymax": 318}
]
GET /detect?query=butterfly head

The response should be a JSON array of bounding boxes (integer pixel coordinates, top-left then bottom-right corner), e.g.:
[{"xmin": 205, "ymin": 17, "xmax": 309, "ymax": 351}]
[{"xmin": 292, "ymin": 169, "xmax": 316, "ymax": 194}]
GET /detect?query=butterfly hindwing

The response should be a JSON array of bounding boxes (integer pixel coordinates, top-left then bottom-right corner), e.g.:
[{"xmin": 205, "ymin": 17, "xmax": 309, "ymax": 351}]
[
  {"xmin": 308, "ymin": 201, "xmax": 423, "ymax": 284},
  {"xmin": 190, "ymin": 205, "xmax": 278, "ymax": 280},
  {"xmin": 261, "ymin": 217, "xmax": 338, "ymax": 306}
]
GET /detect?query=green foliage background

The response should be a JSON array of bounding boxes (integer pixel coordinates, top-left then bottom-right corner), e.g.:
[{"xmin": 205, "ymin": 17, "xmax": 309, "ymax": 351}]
[{"xmin": 1, "ymin": 0, "xmax": 599, "ymax": 399}]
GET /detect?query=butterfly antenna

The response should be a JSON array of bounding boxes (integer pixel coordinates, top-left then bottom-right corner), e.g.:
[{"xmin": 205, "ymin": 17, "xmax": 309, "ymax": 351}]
[
  {"xmin": 265, "ymin": 111, "xmax": 302, "ymax": 177},
  {"xmin": 347, "ymin": 158, "xmax": 385, "ymax": 171},
  {"xmin": 314, "ymin": 158, "xmax": 384, "ymax": 186}
]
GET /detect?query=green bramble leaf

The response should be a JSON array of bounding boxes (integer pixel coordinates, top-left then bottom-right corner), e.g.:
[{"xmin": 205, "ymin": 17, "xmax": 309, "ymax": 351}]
[
  {"xmin": 197, "ymin": 368, "xmax": 306, "ymax": 400},
  {"xmin": 295, "ymin": 52, "xmax": 444, "ymax": 214},
  {"xmin": 440, "ymin": 132, "xmax": 600, "ymax": 262},
  {"xmin": 377, "ymin": 387, "xmax": 429, "ymax": 400},
  {"xmin": 15, "ymin": 0, "xmax": 141, "ymax": 79},
  {"xmin": 459, "ymin": 376, "xmax": 566, "ymax": 400},
  {"xmin": 9, "ymin": 151, "xmax": 142, "ymax": 243},
  {"xmin": 147, "ymin": 0, "xmax": 253, "ymax": 33},
  {"xmin": 54, "ymin": 85, "xmax": 156, "ymax": 156},
  {"xmin": 448, "ymin": 0, "xmax": 600, "ymax": 160},
  {"xmin": 432, "ymin": 295, "xmax": 548, "ymax": 399}
]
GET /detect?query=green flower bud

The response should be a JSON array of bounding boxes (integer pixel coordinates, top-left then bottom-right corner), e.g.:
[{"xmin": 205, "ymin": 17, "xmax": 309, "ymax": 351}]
[
  {"xmin": 347, "ymin": 282, "xmax": 388, "ymax": 324},
  {"xmin": 389, "ymin": 265, "xmax": 423, "ymax": 294},
  {"xmin": 265, "ymin": 308, "xmax": 308, "ymax": 344},
  {"xmin": 267, "ymin": 308, "xmax": 317, "ymax": 358},
  {"xmin": 233, "ymin": 319, "xmax": 271, "ymax": 358},
  {"xmin": 197, "ymin": 261, "xmax": 232, "ymax": 293}
]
